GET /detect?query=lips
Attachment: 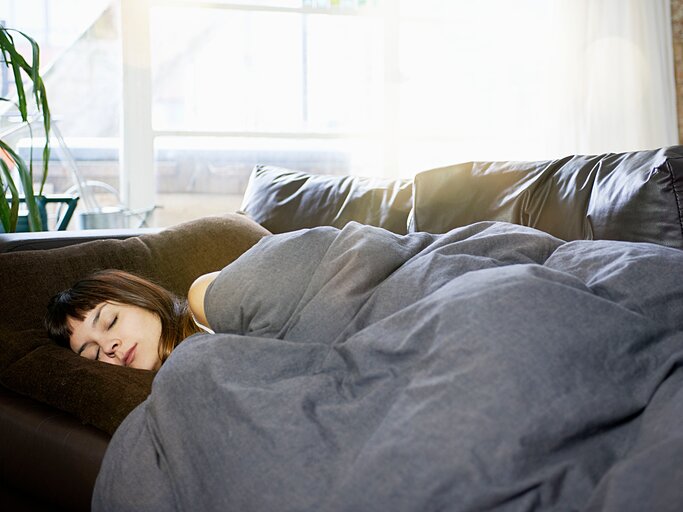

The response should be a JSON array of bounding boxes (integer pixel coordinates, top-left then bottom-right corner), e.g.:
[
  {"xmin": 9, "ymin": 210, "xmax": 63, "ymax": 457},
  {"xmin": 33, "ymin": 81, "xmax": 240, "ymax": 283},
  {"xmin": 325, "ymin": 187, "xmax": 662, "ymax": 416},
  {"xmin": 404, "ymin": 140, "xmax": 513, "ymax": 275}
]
[{"xmin": 123, "ymin": 344, "xmax": 137, "ymax": 367}]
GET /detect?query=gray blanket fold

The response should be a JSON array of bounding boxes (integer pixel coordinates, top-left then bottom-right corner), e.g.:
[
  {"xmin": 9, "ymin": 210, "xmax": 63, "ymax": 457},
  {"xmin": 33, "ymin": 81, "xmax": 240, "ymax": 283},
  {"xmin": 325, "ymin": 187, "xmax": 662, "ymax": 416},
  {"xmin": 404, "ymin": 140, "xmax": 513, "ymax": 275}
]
[{"xmin": 94, "ymin": 222, "xmax": 683, "ymax": 512}]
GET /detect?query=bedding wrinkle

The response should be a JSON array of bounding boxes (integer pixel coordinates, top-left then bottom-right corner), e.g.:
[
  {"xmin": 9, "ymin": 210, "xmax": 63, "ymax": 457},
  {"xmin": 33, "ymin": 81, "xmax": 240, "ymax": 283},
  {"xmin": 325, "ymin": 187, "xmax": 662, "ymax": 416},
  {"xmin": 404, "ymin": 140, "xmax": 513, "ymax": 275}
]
[
  {"xmin": 301, "ymin": 396, "xmax": 341, "ymax": 457},
  {"xmin": 323, "ymin": 295, "xmax": 442, "ymax": 386},
  {"xmin": 485, "ymin": 461, "xmax": 577, "ymax": 511},
  {"xmin": 144, "ymin": 403, "xmax": 186, "ymax": 512},
  {"xmin": 205, "ymin": 227, "xmax": 337, "ymax": 336},
  {"xmin": 332, "ymin": 344, "xmax": 405, "ymax": 399},
  {"xmin": 430, "ymin": 223, "xmax": 563, "ymax": 265},
  {"xmin": 638, "ymin": 342, "xmax": 683, "ymax": 416},
  {"xmin": 318, "ymin": 228, "xmax": 565, "ymax": 356},
  {"xmin": 280, "ymin": 224, "xmax": 435, "ymax": 347},
  {"xmin": 318, "ymin": 382, "xmax": 415, "ymax": 511},
  {"xmin": 582, "ymin": 436, "xmax": 683, "ymax": 512},
  {"xmin": 613, "ymin": 354, "xmax": 683, "ymax": 468},
  {"xmin": 275, "ymin": 226, "xmax": 411, "ymax": 336},
  {"xmin": 543, "ymin": 240, "xmax": 683, "ymax": 331},
  {"xmin": 93, "ymin": 405, "xmax": 177, "ymax": 512}
]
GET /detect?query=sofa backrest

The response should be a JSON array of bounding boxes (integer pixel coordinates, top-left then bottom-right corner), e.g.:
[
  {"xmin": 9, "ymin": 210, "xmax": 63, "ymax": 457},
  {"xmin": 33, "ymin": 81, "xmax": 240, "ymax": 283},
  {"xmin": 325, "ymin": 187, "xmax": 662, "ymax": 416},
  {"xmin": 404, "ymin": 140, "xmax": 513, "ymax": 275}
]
[
  {"xmin": 0, "ymin": 228, "xmax": 161, "ymax": 253},
  {"xmin": 410, "ymin": 147, "xmax": 683, "ymax": 249},
  {"xmin": 240, "ymin": 146, "xmax": 683, "ymax": 249},
  {"xmin": 240, "ymin": 165, "xmax": 413, "ymax": 234}
]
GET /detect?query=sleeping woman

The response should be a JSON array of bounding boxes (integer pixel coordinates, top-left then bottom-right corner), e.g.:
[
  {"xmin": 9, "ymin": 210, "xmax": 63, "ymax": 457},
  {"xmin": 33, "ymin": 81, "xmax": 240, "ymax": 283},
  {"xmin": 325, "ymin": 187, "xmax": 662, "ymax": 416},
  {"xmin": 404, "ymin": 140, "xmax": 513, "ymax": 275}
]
[
  {"xmin": 45, "ymin": 269, "xmax": 218, "ymax": 371},
  {"xmin": 50, "ymin": 222, "xmax": 683, "ymax": 511}
]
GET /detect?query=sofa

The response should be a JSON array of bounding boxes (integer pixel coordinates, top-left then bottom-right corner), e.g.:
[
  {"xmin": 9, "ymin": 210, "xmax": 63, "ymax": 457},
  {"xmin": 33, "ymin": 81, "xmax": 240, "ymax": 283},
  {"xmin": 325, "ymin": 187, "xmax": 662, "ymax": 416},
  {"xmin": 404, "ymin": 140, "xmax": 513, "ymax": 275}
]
[
  {"xmin": 1, "ymin": 146, "xmax": 682, "ymax": 511},
  {"xmin": 0, "ymin": 217, "xmax": 271, "ymax": 510}
]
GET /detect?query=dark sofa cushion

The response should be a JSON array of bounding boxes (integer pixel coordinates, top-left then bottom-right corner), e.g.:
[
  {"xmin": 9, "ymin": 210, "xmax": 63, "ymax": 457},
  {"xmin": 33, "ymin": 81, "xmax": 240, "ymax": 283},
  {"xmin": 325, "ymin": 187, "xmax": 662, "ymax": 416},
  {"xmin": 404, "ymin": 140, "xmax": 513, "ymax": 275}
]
[
  {"xmin": 0, "ymin": 213, "xmax": 271, "ymax": 434},
  {"xmin": 410, "ymin": 146, "xmax": 683, "ymax": 249},
  {"xmin": 2, "ymin": 342, "xmax": 155, "ymax": 436},
  {"xmin": 240, "ymin": 165, "xmax": 413, "ymax": 234}
]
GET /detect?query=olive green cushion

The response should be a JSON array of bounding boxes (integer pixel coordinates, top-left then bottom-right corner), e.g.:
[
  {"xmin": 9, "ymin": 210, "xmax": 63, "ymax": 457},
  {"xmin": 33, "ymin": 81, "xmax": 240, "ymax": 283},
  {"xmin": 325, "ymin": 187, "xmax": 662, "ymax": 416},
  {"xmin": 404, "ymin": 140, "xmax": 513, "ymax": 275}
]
[{"xmin": 0, "ymin": 214, "xmax": 270, "ymax": 435}]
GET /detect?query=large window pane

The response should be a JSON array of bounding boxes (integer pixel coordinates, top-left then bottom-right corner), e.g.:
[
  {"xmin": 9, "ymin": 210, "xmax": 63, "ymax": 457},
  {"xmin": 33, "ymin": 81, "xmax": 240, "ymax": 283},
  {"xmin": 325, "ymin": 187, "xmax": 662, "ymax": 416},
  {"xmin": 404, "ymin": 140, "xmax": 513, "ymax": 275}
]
[
  {"xmin": 150, "ymin": 6, "xmax": 383, "ymax": 134},
  {"xmin": 305, "ymin": 13, "xmax": 383, "ymax": 132},
  {"xmin": 151, "ymin": 7, "xmax": 305, "ymax": 133},
  {"xmin": 149, "ymin": 3, "xmax": 387, "ymax": 227}
]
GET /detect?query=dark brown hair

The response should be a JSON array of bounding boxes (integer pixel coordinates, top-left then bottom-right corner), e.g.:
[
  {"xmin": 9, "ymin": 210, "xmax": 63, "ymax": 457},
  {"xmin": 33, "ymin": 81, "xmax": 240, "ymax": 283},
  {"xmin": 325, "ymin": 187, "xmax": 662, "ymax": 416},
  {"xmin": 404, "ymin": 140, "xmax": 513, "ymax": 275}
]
[{"xmin": 45, "ymin": 269, "xmax": 202, "ymax": 364}]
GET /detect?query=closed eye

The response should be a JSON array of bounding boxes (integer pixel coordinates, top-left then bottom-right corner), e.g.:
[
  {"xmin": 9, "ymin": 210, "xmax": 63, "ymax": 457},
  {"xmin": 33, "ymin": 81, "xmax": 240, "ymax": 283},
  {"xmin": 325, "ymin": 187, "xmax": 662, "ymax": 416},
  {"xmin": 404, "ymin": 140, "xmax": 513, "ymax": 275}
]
[{"xmin": 108, "ymin": 315, "xmax": 118, "ymax": 330}]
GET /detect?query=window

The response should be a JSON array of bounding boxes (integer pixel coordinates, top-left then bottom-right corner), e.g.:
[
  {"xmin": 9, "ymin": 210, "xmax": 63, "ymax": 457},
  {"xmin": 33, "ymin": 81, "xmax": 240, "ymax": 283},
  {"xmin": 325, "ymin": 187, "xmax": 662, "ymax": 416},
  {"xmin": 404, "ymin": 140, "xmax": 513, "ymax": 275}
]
[
  {"xmin": 2, "ymin": 0, "xmax": 677, "ymax": 230},
  {"xmin": 146, "ymin": 1, "xmax": 386, "ymax": 226}
]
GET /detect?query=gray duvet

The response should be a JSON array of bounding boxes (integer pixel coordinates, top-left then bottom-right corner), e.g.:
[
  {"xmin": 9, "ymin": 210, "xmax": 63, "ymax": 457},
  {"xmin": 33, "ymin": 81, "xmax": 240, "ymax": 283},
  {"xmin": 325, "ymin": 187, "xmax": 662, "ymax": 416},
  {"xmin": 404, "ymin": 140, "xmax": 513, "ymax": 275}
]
[{"xmin": 94, "ymin": 221, "xmax": 683, "ymax": 512}]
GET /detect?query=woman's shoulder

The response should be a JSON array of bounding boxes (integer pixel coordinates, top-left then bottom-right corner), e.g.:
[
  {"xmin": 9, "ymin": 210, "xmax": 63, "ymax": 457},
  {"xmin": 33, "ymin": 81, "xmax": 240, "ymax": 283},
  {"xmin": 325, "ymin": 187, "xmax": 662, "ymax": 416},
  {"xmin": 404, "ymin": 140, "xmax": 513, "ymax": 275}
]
[{"xmin": 188, "ymin": 271, "xmax": 220, "ymax": 329}]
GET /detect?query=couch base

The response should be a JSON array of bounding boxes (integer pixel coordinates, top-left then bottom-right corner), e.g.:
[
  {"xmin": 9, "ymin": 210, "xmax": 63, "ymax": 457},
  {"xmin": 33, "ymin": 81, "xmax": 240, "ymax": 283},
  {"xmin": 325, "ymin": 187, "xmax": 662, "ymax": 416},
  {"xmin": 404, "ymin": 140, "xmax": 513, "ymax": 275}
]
[
  {"xmin": 0, "ymin": 478, "xmax": 66, "ymax": 512},
  {"xmin": 0, "ymin": 386, "xmax": 110, "ymax": 511}
]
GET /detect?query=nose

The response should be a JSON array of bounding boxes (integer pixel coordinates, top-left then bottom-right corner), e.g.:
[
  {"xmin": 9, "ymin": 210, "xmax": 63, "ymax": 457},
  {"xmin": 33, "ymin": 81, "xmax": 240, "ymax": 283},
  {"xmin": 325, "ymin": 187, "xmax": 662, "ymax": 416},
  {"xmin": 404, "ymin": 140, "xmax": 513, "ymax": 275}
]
[{"xmin": 102, "ymin": 338, "xmax": 123, "ymax": 363}]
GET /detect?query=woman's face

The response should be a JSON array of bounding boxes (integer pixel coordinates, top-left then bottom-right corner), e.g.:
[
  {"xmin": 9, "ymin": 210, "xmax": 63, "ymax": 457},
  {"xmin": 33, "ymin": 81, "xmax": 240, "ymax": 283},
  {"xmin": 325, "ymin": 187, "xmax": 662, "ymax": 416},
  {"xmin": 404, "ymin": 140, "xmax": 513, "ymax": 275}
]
[{"xmin": 68, "ymin": 301, "xmax": 163, "ymax": 371}]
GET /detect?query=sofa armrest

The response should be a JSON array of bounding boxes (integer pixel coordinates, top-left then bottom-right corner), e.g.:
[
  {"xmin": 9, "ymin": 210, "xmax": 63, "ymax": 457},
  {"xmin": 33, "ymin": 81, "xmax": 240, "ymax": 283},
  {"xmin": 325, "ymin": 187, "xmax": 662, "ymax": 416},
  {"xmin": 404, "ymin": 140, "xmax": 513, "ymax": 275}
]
[{"xmin": 0, "ymin": 228, "xmax": 162, "ymax": 253}]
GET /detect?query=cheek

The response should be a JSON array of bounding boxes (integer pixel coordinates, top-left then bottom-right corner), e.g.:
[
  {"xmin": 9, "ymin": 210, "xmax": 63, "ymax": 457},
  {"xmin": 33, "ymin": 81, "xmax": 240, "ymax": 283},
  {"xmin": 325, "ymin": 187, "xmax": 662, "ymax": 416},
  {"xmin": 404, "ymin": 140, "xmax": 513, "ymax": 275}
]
[{"xmin": 142, "ymin": 316, "xmax": 163, "ymax": 351}]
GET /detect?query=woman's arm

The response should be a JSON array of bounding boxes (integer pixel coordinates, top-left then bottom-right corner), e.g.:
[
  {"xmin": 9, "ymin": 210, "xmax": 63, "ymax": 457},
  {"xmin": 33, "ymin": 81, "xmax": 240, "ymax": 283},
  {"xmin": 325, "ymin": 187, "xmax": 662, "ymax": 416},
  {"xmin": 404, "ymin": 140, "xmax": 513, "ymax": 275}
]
[{"xmin": 188, "ymin": 271, "xmax": 220, "ymax": 330}]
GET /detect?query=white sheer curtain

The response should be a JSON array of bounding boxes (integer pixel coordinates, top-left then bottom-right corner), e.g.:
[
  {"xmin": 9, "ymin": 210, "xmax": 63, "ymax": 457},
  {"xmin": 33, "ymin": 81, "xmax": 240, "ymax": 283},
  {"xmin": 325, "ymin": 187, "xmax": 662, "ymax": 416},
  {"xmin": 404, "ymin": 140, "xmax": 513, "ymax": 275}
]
[
  {"xmin": 543, "ymin": 0, "xmax": 678, "ymax": 156},
  {"xmin": 388, "ymin": 0, "xmax": 679, "ymax": 177}
]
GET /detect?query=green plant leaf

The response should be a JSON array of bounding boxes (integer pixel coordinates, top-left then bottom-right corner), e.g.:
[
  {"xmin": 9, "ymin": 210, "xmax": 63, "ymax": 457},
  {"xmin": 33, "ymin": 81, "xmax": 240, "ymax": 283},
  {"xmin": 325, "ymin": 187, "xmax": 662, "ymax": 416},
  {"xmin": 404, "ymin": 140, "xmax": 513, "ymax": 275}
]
[
  {"xmin": 0, "ymin": 139, "xmax": 42, "ymax": 230},
  {"xmin": 36, "ymin": 79, "xmax": 50, "ymax": 194},
  {"xmin": 0, "ymin": 196, "xmax": 11, "ymax": 232},
  {"xmin": 0, "ymin": 28, "xmax": 28, "ymax": 122},
  {"xmin": 0, "ymin": 157, "xmax": 20, "ymax": 232},
  {"xmin": 15, "ymin": 29, "xmax": 42, "ymax": 111}
]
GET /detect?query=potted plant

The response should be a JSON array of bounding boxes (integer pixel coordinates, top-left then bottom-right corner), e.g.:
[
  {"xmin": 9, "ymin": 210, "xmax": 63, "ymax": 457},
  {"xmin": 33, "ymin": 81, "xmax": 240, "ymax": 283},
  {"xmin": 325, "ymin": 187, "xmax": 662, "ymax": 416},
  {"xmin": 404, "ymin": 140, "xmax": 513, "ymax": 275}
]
[{"xmin": 0, "ymin": 25, "xmax": 50, "ymax": 232}]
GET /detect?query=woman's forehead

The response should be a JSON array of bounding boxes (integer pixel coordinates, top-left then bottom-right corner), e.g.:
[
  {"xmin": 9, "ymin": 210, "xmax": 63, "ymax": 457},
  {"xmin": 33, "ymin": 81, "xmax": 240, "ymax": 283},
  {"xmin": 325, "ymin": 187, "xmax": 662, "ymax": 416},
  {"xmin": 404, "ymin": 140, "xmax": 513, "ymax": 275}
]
[{"xmin": 68, "ymin": 302, "xmax": 106, "ymax": 331}]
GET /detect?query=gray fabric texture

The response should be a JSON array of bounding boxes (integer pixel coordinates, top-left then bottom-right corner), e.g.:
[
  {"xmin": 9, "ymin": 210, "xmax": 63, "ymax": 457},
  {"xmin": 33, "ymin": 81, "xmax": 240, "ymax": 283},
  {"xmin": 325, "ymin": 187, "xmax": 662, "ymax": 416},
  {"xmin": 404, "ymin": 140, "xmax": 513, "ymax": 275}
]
[{"xmin": 93, "ymin": 221, "xmax": 683, "ymax": 512}]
